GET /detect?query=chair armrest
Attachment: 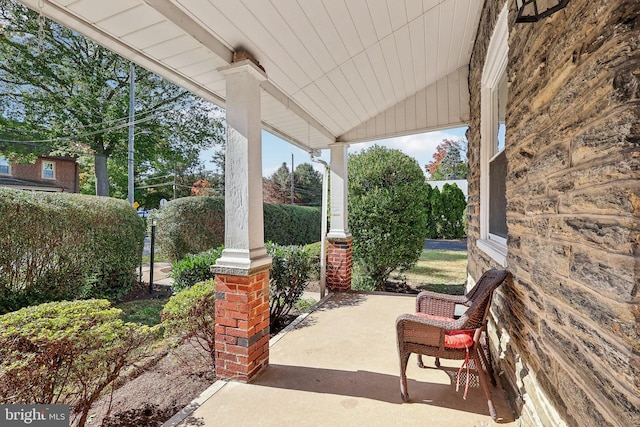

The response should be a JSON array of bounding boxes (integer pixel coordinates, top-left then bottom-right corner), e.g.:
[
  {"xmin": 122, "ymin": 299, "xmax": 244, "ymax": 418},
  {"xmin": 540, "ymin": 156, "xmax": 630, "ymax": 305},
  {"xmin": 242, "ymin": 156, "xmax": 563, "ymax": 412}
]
[
  {"xmin": 396, "ymin": 313, "xmax": 467, "ymax": 347},
  {"xmin": 415, "ymin": 291, "xmax": 468, "ymax": 318}
]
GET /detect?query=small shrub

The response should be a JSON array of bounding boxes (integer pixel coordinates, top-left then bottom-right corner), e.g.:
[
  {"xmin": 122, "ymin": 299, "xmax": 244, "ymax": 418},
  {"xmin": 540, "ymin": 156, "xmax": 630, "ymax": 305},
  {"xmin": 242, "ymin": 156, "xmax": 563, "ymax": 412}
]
[
  {"xmin": 303, "ymin": 241, "xmax": 322, "ymax": 281},
  {"xmin": 169, "ymin": 247, "xmax": 223, "ymax": 292},
  {"xmin": 267, "ymin": 242, "xmax": 312, "ymax": 330},
  {"xmin": 0, "ymin": 300, "xmax": 155, "ymax": 427},
  {"xmin": 161, "ymin": 279, "xmax": 216, "ymax": 366}
]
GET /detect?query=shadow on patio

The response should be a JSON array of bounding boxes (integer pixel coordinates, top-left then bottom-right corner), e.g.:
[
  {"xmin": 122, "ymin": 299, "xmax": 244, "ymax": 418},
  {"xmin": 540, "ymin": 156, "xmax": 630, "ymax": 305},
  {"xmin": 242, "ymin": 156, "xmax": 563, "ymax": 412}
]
[{"xmin": 169, "ymin": 293, "xmax": 516, "ymax": 427}]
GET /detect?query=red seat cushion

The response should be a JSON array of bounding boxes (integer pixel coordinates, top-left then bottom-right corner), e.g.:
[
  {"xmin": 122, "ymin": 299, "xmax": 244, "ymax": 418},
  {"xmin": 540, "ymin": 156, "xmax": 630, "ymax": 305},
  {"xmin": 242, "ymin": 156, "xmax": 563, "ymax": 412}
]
[{"xmin": 414, "ymin": 313, "xmax": 475, "ymax": 348}]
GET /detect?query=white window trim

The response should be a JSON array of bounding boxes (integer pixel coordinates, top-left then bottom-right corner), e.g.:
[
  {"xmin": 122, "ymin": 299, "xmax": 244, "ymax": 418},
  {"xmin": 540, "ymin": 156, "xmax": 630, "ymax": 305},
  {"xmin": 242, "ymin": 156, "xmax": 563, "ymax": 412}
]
[
  {"xmin": 0, "ymin": 158, "xmax": 10, "ymax": 176},
  {"xmin": 478, "ymin": 3, "xmax": 509, "ymax": 267},
  {"xmin": 42, "ymin": 160, "xmax": 56, "ymax": 180}
]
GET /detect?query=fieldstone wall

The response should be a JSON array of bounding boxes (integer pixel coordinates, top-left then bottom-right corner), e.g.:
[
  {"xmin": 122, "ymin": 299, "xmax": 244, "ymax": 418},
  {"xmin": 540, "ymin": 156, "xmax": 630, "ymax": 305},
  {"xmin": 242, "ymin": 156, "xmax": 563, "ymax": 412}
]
[{"xmin": 467, "ymin": 1, "xmax": 640, "ymax": 426}]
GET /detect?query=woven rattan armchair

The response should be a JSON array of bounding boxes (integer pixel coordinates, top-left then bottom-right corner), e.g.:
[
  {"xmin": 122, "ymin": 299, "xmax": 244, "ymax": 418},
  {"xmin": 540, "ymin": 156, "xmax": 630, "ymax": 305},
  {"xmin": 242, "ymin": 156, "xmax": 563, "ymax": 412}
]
[{"xmin": 396, "ymin": 269, "xmax": 508, "ymax": 420}]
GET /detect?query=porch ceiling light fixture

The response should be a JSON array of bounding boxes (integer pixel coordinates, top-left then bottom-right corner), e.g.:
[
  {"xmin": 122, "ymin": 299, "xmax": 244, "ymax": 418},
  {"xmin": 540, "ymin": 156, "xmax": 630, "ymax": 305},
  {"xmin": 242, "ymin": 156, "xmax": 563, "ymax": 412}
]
[{"xmin": 515, "ymin": 0, "xmax": 570, "ymax": 23}]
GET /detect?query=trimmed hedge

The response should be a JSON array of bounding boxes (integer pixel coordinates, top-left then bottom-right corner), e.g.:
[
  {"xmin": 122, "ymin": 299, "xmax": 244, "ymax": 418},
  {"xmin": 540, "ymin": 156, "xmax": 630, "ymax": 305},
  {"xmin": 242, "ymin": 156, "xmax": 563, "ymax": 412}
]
[
  {"xmin": 0, "ymin": 188, "xmax": 144, "ymax": 313},
  {"xmin": 155, "ymin": 196, "xmax": 320, "ymax": 262}
]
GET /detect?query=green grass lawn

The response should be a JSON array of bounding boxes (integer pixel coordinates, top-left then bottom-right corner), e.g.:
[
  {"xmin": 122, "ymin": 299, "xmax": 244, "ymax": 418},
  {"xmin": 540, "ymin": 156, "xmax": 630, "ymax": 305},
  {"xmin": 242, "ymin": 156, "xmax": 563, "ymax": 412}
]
[
  {"xmin": 116, "ymin": 298, "xmax": 169, "ymax": 326},
  {"xmin": 394, "ymin": 249, "xmax": 468, "ymax": 295}
]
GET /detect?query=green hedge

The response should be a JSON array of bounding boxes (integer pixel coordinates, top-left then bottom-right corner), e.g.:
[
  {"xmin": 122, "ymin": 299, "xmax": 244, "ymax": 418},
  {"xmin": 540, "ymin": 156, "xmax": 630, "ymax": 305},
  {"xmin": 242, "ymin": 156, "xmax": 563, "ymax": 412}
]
[
  {"xmin": 155, "ymin": 196, "xmax": 321, "ymax": 262},
  {"xmin": 0, "ymin": 189, "xmax": 145, "ymax": 313}
]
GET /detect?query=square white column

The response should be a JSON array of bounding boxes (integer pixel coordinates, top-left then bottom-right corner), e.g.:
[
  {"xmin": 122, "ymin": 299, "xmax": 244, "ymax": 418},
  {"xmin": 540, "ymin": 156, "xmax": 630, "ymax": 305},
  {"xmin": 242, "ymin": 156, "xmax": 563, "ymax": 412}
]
[
  {"xmin": 327, "ymin": 143, "xmax": 351, "ymax": 239},
  {"xmin": 215, "ymin": 60, "xmax": 271, "ymax": 274}
]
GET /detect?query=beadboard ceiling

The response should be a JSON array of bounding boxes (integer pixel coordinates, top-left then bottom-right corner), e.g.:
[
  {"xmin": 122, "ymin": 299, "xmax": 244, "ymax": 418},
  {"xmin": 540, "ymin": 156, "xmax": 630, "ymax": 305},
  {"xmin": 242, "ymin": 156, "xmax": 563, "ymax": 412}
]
[{"xmin": 18, "ymin": 0, "xmax": 481, "ymax": 152}]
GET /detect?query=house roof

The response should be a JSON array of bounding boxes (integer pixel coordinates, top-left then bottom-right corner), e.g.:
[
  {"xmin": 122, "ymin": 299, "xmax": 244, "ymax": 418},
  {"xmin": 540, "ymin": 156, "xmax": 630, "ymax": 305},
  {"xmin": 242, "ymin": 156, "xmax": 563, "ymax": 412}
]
[
  {"xmin": 18, "ymin": 0, "xmax": 481, "ymax": 152},
  {"xmin": 0, "ymin": 176, "xmax": 63, "ymax": 192}
]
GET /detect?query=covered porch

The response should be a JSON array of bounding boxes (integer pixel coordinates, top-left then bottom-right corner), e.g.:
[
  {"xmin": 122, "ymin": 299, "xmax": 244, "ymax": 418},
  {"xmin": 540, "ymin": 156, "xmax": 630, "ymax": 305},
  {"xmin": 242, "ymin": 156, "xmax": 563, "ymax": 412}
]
[{"xmin": 165, "ymin": 292, "xmax": 515, "ymax": 427}]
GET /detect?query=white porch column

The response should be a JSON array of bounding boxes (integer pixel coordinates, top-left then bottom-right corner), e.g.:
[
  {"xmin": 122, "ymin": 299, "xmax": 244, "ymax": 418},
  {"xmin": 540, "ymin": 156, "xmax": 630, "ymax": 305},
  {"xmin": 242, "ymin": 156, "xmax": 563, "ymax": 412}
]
[
  {"xmin": 327, "ymin": 143, "xmax": 351, "ymax": 239},
  {"xmin": 327, "ymin": 143, "xmax": 353, "ymax": 291},
  {"xmin": 213, "ymin": 58, "xmax": 271, "ymax": 382},
  {"xmin": 215, "ymin": 59, "xmax": 271, "ymax": 273}
]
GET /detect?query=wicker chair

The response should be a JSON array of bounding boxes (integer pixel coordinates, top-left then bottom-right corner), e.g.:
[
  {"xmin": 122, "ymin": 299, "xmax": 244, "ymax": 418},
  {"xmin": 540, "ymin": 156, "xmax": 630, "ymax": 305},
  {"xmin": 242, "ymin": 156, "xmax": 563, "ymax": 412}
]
[{"xmin": 396, "ymin": 269, "xmax": 508, "ymax": 420}]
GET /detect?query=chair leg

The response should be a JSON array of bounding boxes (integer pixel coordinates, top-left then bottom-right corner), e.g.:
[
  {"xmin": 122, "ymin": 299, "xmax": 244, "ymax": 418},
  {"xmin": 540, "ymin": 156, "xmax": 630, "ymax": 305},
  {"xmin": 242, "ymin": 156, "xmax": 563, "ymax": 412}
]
[
  {"xmin": 473, "ymin": 352, "xmax": 497, "ymax": 421},
  {"xmin": 417, "ymin": 354, "xmax": 425, "ymax": 368},
  {"xmin": 477, "ymin": 343, "xmax": 496, "ymax": 386},
  {"xmin": 400, "ymin": 351, "xmax": 411, "ymax": 401},
  {"xmin": 435, "ymin": 357, "xmax": 440, "ymax": 368}
]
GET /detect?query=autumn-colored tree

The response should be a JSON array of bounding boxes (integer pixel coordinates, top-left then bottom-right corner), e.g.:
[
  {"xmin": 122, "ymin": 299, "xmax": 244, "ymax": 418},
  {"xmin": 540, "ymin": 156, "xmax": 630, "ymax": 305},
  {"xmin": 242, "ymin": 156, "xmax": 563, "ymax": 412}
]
[
  {"xmin": 191, "ymin": 179, "xmax": 212, "ymax": 196},
  {"xmin": 426, "ymin": 139, "xmax": 468, "ymax": 180}
]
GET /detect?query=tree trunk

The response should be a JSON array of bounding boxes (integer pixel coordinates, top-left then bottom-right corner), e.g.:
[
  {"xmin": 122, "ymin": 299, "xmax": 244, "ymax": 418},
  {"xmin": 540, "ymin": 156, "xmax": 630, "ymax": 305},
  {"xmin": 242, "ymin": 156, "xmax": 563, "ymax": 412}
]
[{"xmin": 94, "ymin": 154, "xmax": 110, "ymax": 197}]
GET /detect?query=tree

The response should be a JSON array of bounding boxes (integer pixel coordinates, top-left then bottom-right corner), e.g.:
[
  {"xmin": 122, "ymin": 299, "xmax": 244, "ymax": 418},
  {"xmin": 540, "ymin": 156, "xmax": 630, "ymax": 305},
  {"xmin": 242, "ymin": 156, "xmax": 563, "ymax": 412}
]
[
  {"xmin": 264, "ymin": 162, "xmax": 291, "ymax": 204},
  {"xmin": 426, "ymin": 139, "xmax": 468, "ymax": 180},
  {"xmin": 0, "ymin": 0, "xmax": 225, "ymax": 196},
  {"xmin": 262, "ymin": 162, "xmax": 322, "ymax": 206},
  {"xmin": 348, "ymin": 145, "xmax": 429, "ymax": 290},
  {"xmin": 293, "ymin": 163, "xmax": 322, "ymax": 206}
]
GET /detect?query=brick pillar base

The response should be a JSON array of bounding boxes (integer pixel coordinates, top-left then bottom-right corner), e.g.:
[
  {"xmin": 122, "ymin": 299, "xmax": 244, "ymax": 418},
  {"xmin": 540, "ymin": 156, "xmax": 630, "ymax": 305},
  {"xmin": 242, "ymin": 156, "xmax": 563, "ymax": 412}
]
[
  {"xmin": 214, "ymin": 268, "xmax": 270, "ymax": 382},
  {"xmin": 327, "ymin": 237, "xmax": 353, "ymax": 292}
]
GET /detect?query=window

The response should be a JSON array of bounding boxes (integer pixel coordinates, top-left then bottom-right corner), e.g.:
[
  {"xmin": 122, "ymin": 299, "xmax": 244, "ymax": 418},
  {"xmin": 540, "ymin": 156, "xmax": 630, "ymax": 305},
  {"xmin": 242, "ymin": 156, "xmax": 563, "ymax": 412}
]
[
  {"xmin": 42, "ymin": 161, "xmax": 56, "ymax": 179},
  {"xmin": 0, "ymin": 158, "xmax": 10, "ymax": 175},
  {"xmin": 478, "ymin": 3, "xmax": 508, "ymax": 267}
]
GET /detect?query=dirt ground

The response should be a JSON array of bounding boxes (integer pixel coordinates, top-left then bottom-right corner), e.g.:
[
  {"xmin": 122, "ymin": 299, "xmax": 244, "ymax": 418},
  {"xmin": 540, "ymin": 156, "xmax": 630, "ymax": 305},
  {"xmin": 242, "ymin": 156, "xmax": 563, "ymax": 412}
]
[{"xmin": 84, "ymin": 338, "xmax": 214, "ymax": 427}]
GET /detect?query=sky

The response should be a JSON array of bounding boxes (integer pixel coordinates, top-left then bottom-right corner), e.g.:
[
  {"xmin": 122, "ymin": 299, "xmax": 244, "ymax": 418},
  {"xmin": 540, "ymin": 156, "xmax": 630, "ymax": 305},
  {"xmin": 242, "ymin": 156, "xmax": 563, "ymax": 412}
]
[{"xmin": 200, "ymin": 126, "xmax": 468, "ymax": 178}]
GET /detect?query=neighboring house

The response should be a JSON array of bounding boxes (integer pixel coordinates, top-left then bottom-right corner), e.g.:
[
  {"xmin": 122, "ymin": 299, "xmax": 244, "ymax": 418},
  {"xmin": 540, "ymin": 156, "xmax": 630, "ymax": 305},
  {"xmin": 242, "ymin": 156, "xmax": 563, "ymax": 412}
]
[{"xmin": 0, "ymin": 155, "xmax": 79, "ymax": 193}]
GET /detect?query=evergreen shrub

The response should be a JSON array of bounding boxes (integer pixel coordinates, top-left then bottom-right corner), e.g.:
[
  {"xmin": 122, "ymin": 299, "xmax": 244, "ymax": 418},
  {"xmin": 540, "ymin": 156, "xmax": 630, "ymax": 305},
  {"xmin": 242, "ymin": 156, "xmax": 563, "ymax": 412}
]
[
  {"xmin": 266, "ymin": 242, "xmax": 313, "ymax": 331},
  {"xmin": 0, "ymin": 299, "xmax": 155, "ymax": 427},
  {"xmin": 0, "ymin": 189, "xmax": 144, "ymax": 312},
  {"xmin": 169, "ymin": 247, "xmax": 223, "ymax": 292},
  {"xmin": 348, "ymin": 145, "xmax": 429, "ymax": 290}
]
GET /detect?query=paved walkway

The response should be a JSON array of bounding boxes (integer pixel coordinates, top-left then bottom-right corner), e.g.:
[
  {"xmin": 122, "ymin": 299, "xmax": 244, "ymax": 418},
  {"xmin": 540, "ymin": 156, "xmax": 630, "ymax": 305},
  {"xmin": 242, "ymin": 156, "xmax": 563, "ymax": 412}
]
[
  {"xmin": 423, "ymin": 239, "xmax": 468, "ymax": 251},
  {"xmin": 166, "ymin": 292, "xmax": 515, "ymax": 427}
]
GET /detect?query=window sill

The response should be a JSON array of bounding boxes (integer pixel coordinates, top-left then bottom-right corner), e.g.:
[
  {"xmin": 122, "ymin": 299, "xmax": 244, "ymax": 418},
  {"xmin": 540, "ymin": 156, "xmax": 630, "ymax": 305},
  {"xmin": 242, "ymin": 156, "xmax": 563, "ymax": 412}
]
[{"xmin": 477, "ymin": 238, "xmax": 508, "ymax": 267}]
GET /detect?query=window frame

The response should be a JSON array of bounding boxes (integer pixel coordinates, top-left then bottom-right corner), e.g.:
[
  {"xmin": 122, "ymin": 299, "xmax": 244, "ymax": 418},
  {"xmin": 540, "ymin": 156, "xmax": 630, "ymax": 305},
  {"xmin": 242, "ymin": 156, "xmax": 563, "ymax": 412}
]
[
  {"xmin": 478, "ymin": 3, "xmax": 509, "ymax": 267},
  {"xmin": 0, "ymin": 157, "xmax": 10, "ymax": 176},
  {"xmin": 42, "ymin": 160, "xmax": 56, "ymax": 180}
]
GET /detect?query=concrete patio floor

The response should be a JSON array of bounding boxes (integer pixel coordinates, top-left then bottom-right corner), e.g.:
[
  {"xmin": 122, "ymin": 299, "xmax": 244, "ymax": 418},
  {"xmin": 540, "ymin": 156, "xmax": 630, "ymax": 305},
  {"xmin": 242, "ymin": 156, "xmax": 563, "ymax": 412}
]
[{"xmin": 166, "ymin": 292, "xmax": 516, "ymax": 427}]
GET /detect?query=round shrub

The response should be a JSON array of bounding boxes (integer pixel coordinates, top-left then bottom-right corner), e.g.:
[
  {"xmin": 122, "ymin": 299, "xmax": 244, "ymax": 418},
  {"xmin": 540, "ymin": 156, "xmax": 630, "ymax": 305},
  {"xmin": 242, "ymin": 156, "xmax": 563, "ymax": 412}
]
[
  {"xmin": 0, "ymin": 189, "xmax": 144, "ymax": 312},
  {"xmin": 348, "ymin": 145, "xmax": 429, "ymax": 290}
]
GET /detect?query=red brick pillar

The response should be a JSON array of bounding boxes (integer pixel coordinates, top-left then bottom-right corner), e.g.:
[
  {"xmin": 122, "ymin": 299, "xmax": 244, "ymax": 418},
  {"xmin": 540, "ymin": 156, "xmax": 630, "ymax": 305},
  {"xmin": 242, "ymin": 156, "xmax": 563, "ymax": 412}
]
[
  {"xmin": 214, "ymin": 268, "xmax": 270, "ymax": 382},
  {"xmin": 327, "ymin": 237, "xmax": 353, "ymax": 292}
]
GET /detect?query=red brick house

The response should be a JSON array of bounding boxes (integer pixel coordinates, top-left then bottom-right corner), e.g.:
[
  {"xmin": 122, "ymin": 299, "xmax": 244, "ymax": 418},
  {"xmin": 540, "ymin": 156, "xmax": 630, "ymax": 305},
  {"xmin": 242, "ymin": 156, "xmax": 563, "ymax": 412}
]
[{"xmin": 0, "ymin": 155, "xmax": 79, "ymax": 193}]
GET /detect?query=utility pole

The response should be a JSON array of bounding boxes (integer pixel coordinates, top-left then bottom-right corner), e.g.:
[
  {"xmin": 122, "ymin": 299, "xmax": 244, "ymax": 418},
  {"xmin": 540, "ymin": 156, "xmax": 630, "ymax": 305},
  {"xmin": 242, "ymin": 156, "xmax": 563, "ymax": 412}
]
[
  {"xmin": 290, "ymin": 153, "xmax": 295, "ymax": 204},
  {"xmin": 127, "ymin": 62, "xmax": 135, "ymax": 206}
]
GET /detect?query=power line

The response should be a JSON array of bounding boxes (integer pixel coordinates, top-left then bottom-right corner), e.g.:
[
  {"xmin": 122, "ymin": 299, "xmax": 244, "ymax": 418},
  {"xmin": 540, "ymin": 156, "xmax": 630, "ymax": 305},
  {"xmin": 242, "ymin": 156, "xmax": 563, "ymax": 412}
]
[{"xmin": 0, "ymin": 115, "xmax": 155, "ymax": 144}]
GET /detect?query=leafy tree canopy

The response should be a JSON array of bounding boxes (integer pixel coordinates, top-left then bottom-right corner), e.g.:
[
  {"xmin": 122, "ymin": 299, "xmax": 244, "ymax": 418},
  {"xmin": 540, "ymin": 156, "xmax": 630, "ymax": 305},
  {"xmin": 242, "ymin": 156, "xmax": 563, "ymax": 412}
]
[{"xmin": 0, "ymin": 0, "xmax": 225, "ymax": 197}]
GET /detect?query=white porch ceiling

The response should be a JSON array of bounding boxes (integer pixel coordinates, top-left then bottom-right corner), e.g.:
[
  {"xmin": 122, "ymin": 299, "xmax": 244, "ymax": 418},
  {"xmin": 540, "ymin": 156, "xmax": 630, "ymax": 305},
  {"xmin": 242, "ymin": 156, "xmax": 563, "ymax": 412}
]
[{"xmin": 18, "ymin": 0, "xmax": 481, "ymax": 152}]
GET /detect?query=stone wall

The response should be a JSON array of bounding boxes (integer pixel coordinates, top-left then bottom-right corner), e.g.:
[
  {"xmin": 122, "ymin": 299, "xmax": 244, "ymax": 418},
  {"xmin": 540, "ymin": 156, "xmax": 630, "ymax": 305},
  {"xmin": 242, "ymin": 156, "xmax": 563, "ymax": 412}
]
[{"xmin": 467, "ymin": 1, "xmax": 640, "ymax": 426}]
